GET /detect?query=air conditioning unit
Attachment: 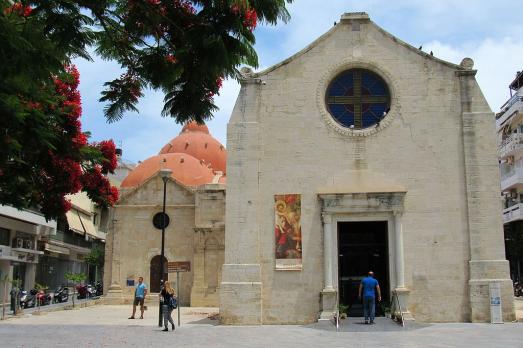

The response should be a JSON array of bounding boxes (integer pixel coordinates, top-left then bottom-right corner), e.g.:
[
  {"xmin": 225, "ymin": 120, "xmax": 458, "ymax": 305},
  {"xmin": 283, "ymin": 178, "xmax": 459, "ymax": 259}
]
[
  {"xmin": 16, "ymin": 238, "xmax": 23, "ymax": 249},
  {"xmin": 511, "ymin": 190, "xmax": 518, "ymax": 199},
  {"xmin": 23, "ymin": 240, "xmax": 32, "ymax": 250}
]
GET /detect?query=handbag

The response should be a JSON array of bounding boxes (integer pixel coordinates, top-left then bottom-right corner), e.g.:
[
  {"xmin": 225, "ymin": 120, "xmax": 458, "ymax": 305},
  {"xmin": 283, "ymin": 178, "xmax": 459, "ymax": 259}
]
[{"xmin": 169, "ymin": 296, "xmax": 178, "ymax": 309}]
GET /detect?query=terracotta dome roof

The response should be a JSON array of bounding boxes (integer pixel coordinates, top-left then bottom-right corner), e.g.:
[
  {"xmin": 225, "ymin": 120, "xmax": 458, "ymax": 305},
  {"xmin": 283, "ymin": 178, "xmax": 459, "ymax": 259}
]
[
  {"xmin": 159, "ymin": 124, "xmax": 227, "ymax": 174},
  {"xmin": 120, "ymin": 153, "xmax": 215, "ymax": 188},
  {"xmin": 181, "ymin": 121, "xmax": 209, "ymax": 134}
]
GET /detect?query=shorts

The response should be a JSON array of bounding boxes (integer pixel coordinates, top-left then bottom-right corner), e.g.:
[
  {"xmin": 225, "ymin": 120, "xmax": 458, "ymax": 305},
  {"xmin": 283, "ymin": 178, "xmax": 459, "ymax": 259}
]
[{"xmin": 133, "ymin": 297, "xmax": 144, "ymax": 306}]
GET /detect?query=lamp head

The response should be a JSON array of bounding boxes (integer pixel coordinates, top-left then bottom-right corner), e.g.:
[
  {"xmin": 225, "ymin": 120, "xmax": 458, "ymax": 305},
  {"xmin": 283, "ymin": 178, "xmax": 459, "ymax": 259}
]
[{"xmin": 159, "ymin": 168, "xmax": 172, "ymax": 181}]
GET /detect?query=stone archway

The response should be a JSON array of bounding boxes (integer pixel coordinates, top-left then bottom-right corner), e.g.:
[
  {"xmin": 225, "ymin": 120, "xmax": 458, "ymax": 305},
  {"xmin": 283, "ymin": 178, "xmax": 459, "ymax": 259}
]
[{"xmin": 150, "ymin": 255, "xmax": 168, "ymax": 293}]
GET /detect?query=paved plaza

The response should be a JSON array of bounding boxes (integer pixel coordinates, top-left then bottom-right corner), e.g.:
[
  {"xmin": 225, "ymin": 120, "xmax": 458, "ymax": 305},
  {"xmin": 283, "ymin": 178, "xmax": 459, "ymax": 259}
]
[{"xmin": 1, "ymin": 305, "xmax": 523, "ymax": 347}]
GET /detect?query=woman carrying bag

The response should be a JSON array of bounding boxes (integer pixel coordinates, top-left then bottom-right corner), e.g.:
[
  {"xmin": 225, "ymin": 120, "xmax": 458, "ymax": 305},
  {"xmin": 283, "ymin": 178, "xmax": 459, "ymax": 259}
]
[{"xmin": 160, "ymin": 281, "xmax": 177, "ymax": 331}]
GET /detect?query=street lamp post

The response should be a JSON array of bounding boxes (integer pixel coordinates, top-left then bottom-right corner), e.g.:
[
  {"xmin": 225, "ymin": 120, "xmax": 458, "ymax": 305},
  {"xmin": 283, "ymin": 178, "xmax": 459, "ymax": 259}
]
[{"xmin": 158, "ymin": 168, "xmax": 172, "ymax": 327}]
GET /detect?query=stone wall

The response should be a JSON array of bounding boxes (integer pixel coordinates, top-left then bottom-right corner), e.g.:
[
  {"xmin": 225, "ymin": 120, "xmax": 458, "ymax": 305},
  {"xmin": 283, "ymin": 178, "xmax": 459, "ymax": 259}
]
[
  {"xmin": 105, "ymin": 176, "xmax": 225, "ymax": 307},
  {"xmin": 221, "ymin": 13, "xmax": 514, "ymax": 323}
]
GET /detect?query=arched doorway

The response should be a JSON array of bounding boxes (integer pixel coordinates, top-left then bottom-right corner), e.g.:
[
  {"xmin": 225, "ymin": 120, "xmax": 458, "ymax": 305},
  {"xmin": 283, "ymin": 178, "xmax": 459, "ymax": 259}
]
[{"xmin": 150, "ymin": 255, "xmax": 168, "ymax": 293}]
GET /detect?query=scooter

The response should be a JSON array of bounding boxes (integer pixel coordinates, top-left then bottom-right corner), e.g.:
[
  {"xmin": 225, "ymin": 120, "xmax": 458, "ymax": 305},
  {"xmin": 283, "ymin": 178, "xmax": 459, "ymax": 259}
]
[
  {"xmin": 53, "ymin": 285, "xmax": 69, "ymax": 303},
  {"xmin": 20, "ymin": 289, "xmax": 37, "ymax": 308},
  {"xmin": 36, "ymin": 290, "xmax": 52, "ymax": 306},
  {"xmin": 95, "ymin": 282, "xmax": 103, "ymax": 297},
  {"xmin": 76, "ymin": 284, "xmax": 89, "ymax": 299},
  {"xmin": 86, "ymin": 284, "xmax": 97, "ymax": 298}
]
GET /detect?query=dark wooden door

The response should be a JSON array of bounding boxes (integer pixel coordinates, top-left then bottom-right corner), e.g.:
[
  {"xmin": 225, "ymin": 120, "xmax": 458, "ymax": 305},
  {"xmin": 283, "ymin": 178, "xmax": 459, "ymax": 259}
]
[
  {"xmin": 338, "ymin": 221, "xmax": 389, "ymax": 317},
  {"xmin": 150, "ymin": 255, "xmax": 168, "ymax": 293}
]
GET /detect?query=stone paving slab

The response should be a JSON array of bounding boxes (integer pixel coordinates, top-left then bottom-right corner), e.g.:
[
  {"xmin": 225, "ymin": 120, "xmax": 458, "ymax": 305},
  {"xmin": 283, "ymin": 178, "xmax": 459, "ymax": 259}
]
[{"xmin": 1, "ymin": 305, "xmax": 522, "ymax": 348}]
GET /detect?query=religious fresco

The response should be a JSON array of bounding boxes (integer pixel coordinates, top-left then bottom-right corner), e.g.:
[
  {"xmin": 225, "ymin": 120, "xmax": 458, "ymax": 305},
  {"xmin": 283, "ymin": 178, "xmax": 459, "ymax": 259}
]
[{"xmin": 274, "ymin": 194, "xmax": 302, "ymax": 270}]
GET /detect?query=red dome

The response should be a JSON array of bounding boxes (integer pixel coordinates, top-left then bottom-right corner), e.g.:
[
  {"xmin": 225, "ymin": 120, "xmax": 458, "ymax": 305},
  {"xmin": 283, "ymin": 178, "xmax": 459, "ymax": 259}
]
[
  {"xmin": 120, "ymin": 153, "xmax": 215, "ymax": 188},
  {"xmin": 159, "ymin": 125, "xmax": 226, "ymax": 174},
  {"xmin": 181, "ymin": 121, "xmax": 209, "ymax": 134}
]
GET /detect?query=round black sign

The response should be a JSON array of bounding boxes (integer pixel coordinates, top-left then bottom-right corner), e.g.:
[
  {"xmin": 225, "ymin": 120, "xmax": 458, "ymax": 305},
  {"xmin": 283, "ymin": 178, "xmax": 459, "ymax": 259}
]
[{"xmin": 152, "ymin": 212, "xmax": 170, "ymax": 230}]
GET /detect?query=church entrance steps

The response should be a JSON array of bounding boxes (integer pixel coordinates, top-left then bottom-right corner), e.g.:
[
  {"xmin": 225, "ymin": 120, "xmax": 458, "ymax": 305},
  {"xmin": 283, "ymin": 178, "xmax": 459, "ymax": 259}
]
[{"xmin": 312, "ymin": 316, "xmax": 429, "ymax": 332}]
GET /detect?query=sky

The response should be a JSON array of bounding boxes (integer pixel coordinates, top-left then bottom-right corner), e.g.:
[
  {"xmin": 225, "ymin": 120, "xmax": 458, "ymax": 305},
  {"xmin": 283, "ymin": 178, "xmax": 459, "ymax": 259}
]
[{"xmin": 74, "ymin": 0, "xmax": 523, "ymax": 163}]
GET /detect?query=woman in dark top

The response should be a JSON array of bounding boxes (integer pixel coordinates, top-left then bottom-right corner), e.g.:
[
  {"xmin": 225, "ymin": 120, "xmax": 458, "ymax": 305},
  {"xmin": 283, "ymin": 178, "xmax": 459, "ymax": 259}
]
[{"xmin": 160, "ymin": 281, "xmax": 176, "ymax": 331}]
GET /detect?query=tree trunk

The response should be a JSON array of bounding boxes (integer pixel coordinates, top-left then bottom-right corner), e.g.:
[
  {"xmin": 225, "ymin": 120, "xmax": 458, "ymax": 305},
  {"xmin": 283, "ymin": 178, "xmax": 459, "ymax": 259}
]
[
  {"xmin": 14, "ymin": 292, "xmax": 19, "ymax": 315},
  {"xmin": 2, "ymin": 282, "xmax": 6, "ymax": 320}
]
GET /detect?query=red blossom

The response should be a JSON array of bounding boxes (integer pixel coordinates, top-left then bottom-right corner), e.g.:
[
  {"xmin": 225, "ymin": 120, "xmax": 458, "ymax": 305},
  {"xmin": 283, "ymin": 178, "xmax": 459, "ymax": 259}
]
[
  {"xmin": 108, "ymin": 186, "xmax": 119, "ymax": 205},
  {"xmin": 243, "ymin": 9, "xmax": 257, "ymax": 30},
  {"xmin": 4, "ymin": 3, "xmax": 32, "ymax": 17},
  {"xmin": 80, "ymin": 167, "xmax": 119, "ymax": 207},
  {"xmin": 95, "ymin": 140, "xmax": 118, "ymax": 174},
  {"xmin": 165, "ymin": 54, "xmax": 177, "ymax": 64},
  {"xmin": 72, "ymin": 133, "xmax": 88, "ymax": 148},
  {"xmin": 229, "ymin": 2, "xmax": 257, "ymax": 31},
  {"xmin": 26, "ymin": 101, "xmax": 42, "ymax": 110},
  {"xmin": 61, "ymin": 198, "xmax": 72, "ymax": 212},
  {"xmin": 216, "ymin": 76, "xmax": 223, "ymax": 90}
]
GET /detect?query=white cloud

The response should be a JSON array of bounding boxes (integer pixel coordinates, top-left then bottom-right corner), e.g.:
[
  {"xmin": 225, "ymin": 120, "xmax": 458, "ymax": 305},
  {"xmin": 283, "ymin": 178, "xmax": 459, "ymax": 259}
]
[{"xmin": 424, "ymin": 37, "xmax": 523, "ymax": 111}]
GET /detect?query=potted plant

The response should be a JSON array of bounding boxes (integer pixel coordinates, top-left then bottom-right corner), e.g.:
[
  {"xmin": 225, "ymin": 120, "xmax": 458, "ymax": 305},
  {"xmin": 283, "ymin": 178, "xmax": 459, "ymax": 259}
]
[
  {"xmin": 64, "ymin": 272, "xmax": 86, "ymax": 309},
  {"xmin": 338, "ymin": 303, "xmax": 349, "ymax": 319},
  {"xmin": 34, "ymin": 283, "xmax": 48, "ymax": 315}
]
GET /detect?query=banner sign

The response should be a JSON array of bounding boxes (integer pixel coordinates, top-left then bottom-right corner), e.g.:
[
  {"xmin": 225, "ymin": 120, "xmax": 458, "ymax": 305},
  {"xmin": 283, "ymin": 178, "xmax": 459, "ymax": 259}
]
[{"xmin": 274, "ymin": 194, "xmax": 302, "ymax": 270}]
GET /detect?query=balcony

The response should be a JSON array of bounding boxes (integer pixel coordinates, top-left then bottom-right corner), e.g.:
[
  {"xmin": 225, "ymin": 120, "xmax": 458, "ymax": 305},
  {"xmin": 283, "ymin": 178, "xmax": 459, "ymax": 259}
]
[
  {"xmin": 499, "ymin": 133, "xmax": 523, "ymax": 158},
  {"xmin": 496, "ymin": 92, "xmax": 523, "ymax": 129},
  {"xmin": 503, "ymin": 203, "xmax": 523, "ymax": 223},
  {"xmin": 500, "ymin": 159, "xmax": 523, "ymax": 191},
  {"xmin": 0, "ymin": 244, "xmax": 42, "ymax": 263}
]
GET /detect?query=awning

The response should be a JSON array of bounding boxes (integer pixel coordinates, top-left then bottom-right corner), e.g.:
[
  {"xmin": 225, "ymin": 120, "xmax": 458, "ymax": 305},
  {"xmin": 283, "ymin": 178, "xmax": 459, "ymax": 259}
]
[
  {"xmin": 44, "ymin": 243, "xmax": 70, "ymax": 255},
  {"xmin": 65, "ymin": 209, "xmax": 99, "ymax": 239}
]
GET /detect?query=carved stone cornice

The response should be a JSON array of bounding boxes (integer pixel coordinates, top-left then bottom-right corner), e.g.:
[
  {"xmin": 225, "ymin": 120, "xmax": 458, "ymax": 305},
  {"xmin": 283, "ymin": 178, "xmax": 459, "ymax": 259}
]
[{"xmin": 318, "ymin": 192, "xmax": 406, "ymax": 214}]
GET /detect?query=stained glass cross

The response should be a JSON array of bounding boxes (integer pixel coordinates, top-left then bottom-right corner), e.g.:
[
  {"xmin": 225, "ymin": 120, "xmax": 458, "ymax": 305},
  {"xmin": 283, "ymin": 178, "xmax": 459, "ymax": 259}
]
[{"xmin": 326, "ymin": 71, "xmax": 388, "ymax": 129}]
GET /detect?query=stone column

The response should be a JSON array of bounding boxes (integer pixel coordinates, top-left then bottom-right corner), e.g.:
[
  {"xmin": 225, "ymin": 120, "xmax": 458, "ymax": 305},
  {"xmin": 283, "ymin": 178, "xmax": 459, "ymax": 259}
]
[
  {"xmin": 319, "ymin": 213, "xmax": 336, "ymax": 320},
  {"xmin": 190, "ymin": 229, "xmax": 206, "ymax": 306},
  {"xmin": 220, "ymin": 77, "xmax": 263, "ymax": 325},
  {"xmin": 393, "ymin": 212, "xmax": 412, "ymax": 319},
  {"xmin": 458, "ymin": 63, "xmax": 515, "ymax": 322},
  {"xmin": 104, "ymin": 209, "xmax": 124, "ymax": 304},
  {"xmin": 394, "ymin": 212, "xmax": 405, "ymax": 288}
]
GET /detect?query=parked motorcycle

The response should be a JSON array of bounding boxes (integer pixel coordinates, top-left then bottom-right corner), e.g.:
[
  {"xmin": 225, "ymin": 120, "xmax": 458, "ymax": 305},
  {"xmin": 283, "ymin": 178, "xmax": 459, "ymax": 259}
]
[
  {"xmin": 53, "ymin": 285, "xmax": 69, "ymax": 303},
  {"xmin": 20, "ymin": 289, "xmax": 37, "ymax": 308},
  {"xmin": 76, "ymin": 284, "xmax": 89, "ymax": 299},
  {"xmin": 95, "ymin": 282, "xmax": 103, "ymax": 297},
  {"xmin": 36, "ymin": 290, "xmax": 52, "ymax": 306}
]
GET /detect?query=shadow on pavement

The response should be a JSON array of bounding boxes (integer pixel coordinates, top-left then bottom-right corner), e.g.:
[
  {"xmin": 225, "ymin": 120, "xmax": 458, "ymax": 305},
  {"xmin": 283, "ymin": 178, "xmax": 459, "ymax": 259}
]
[{"xmin": 186, "ymin": 316, "xmax": 220, "ymax": 326}]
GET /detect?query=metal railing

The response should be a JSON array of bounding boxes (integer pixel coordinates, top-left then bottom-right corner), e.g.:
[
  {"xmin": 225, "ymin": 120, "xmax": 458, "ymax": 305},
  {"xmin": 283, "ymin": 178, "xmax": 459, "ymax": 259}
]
[{"xmin": 499, "ymin": 133, "xmax": 523, "ymax": 158}]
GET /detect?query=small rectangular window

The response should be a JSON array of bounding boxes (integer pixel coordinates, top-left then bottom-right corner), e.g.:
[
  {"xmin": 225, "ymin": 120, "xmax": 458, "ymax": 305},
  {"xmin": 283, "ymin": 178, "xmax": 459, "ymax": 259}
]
[{"xmin": 0, "ymin": 227, "xmax": 10, "ymax": 246}]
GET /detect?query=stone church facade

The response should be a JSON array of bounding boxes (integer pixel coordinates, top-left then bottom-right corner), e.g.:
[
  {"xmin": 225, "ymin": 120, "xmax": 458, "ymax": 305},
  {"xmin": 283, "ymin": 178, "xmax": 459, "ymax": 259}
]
[
  {"xmin": 220, "ymin": 12, "xmax": 515, "ymax": 323},
  {"xmin": 104, "ymin": 123, "xmax": 225, "ymax": 307}
]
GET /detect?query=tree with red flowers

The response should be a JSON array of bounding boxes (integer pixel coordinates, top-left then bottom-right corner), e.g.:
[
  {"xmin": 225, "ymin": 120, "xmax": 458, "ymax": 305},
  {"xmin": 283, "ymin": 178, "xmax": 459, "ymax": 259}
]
[
  {"xmin": 0, "ymin": 0, "xmax": 292, "ymax": 218},
  {"xmin": 1, "ymin": 61, "xmax": 118, "ymax": 219}
]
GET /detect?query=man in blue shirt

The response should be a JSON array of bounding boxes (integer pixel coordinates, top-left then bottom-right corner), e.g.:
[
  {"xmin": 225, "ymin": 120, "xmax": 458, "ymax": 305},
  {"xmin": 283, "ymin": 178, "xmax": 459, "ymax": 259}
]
[
  {"xmin": 358, "ymin": 271, "xmax": 382, "ymax": 324},
  {"xmin": 129, "ymin": 277, "xmax": 148, "ymax": 319}
]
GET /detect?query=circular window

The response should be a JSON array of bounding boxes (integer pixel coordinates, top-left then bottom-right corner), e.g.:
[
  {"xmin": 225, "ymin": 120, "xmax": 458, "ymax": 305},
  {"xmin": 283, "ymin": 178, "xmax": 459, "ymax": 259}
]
[
  {"xmin": 152, "ymin": 212, "xmax": 170, "ymax": 230},
  {"xmin": 325, "ymin": 69, "xmax": 391, "ymax": 129}
]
